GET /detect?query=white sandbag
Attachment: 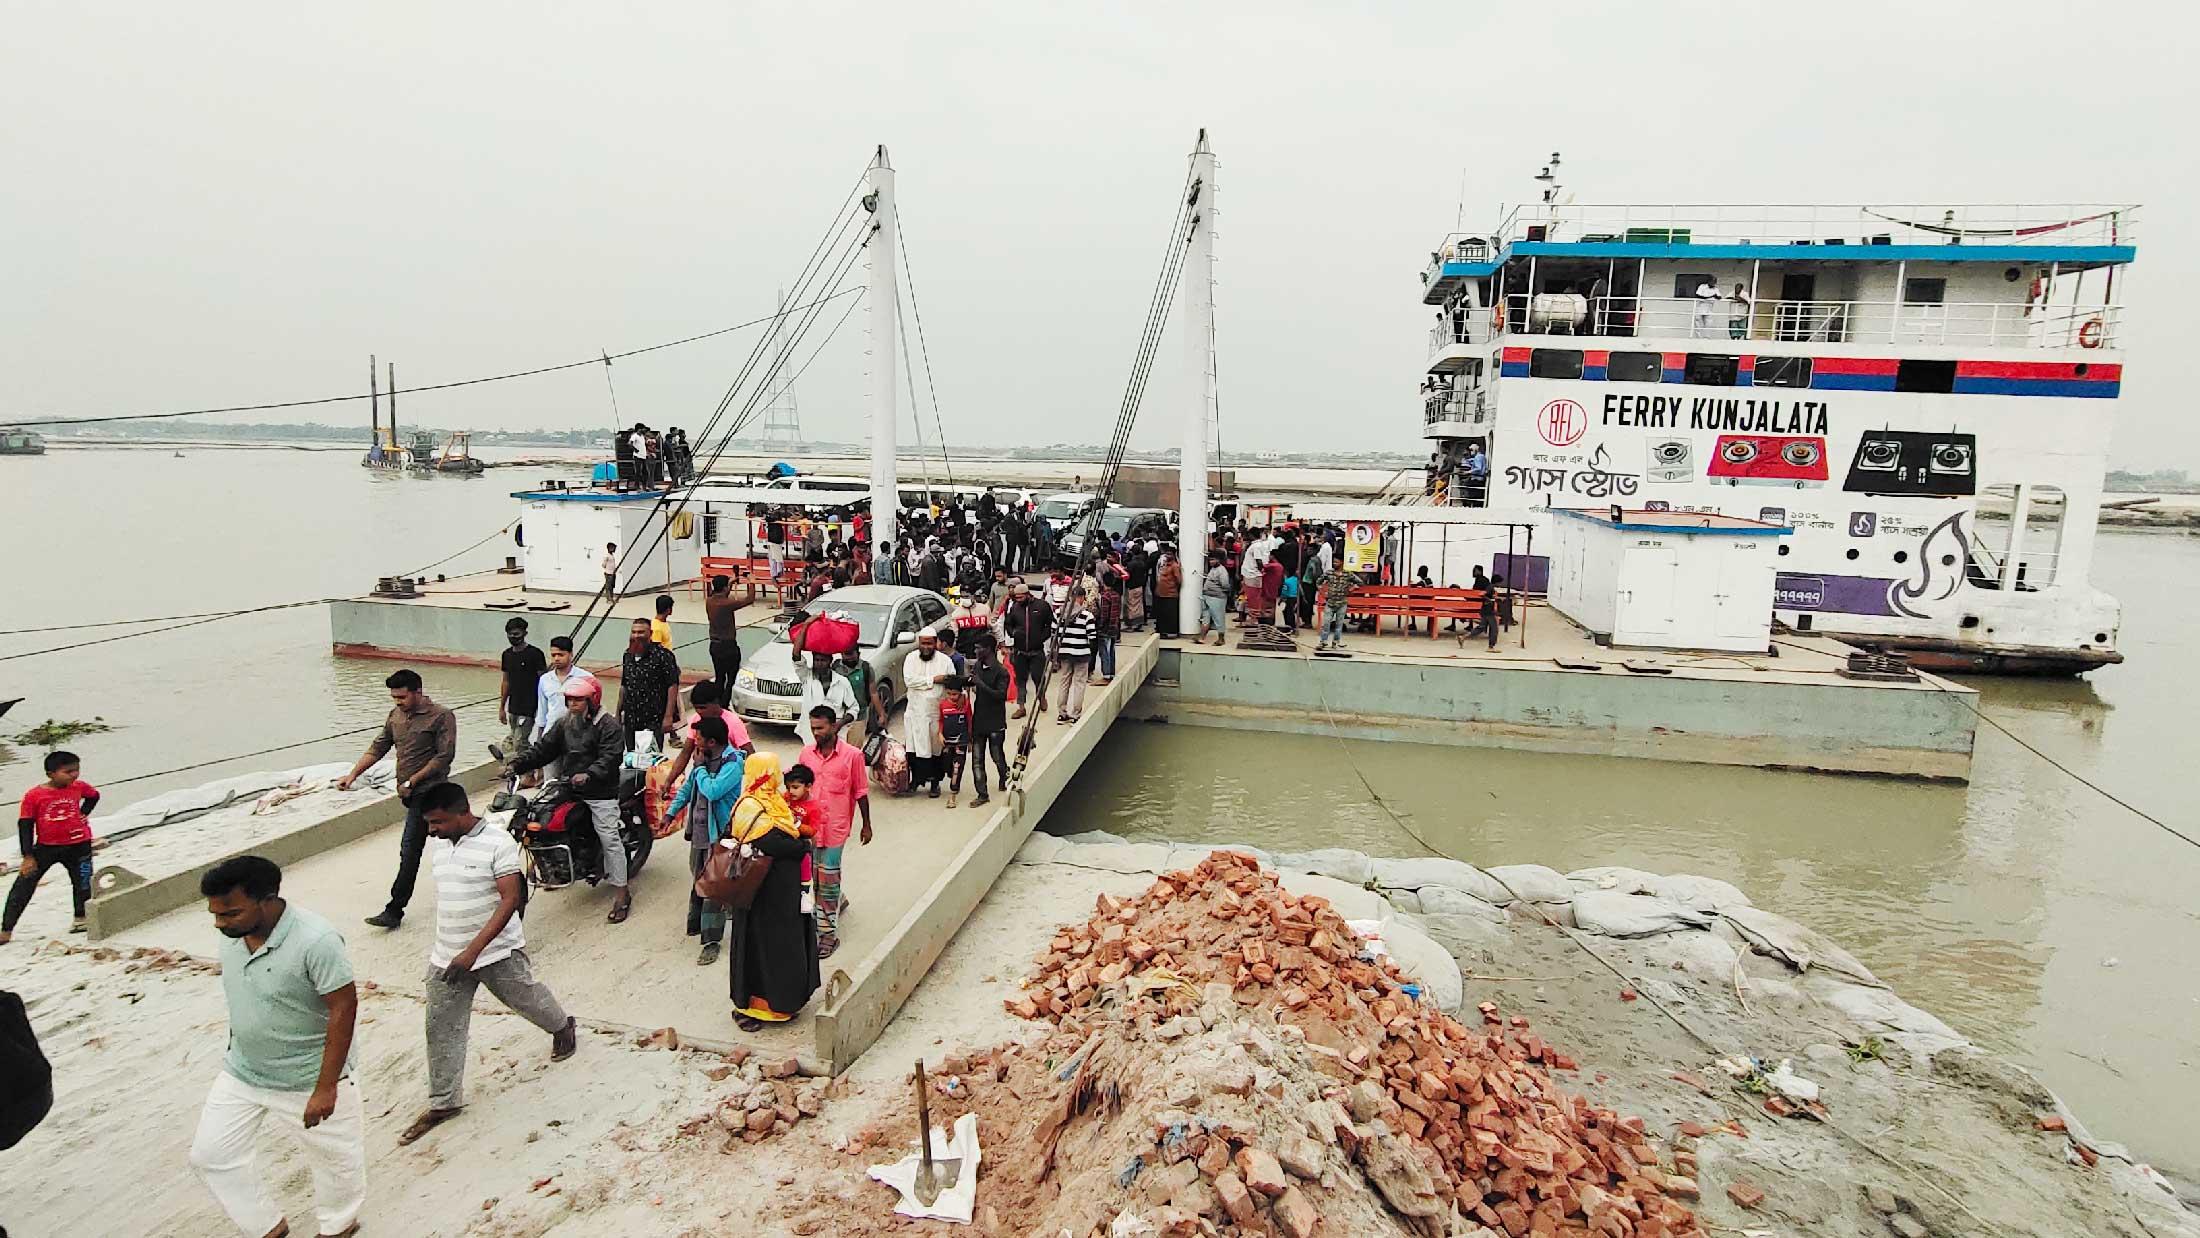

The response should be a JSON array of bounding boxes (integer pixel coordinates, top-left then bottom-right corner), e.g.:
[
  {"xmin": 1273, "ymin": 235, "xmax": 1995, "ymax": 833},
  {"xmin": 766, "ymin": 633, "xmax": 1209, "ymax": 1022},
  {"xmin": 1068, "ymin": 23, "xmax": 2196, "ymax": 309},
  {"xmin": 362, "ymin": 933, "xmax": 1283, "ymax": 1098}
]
[
  {"xmin": 1281, "ymin": 871, "xmax": 1390, "ymax": 922},
  {"xmin": 1569, "ymin": 891, "xmax": 1714, "ymax": 938},
  {"xmin": 1372, "ymin": 856, "xmax": 1499, "ymax": 892},
  {"xmin": 1274, "ymin": 848, "xmax": 1375, "ymax": 885},
  {"xmin": 1648, "ymin": 873, "xmax": 1752, "ymax": 910},
  {"xmin": 1415, "ymin": 884, "xmax": 1508, "ymax": 922},
  {"xmin": 1351, "ymin": 917, "xmax": 1463, "ymax": 1015},
  {"xmin": 1564, "ymin": 865, "xmax": 1662, "ymax": 895},
  {"xmin": 1720, "ymin": 906, "xmax": 1883, "ymax": 987},
  {"xmin": 1483, "ymin": 864, "xmax": 1574, "ymax": 903}
]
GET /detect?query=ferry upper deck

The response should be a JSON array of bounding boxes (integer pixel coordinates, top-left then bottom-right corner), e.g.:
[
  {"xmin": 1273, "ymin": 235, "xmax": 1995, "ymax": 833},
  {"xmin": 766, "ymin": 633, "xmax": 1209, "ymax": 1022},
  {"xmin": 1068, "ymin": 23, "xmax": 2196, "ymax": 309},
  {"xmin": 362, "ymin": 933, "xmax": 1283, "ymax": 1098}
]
[{"xmin": 1418, "ymin": 202, "xmax": 2138, "ymax": 438}]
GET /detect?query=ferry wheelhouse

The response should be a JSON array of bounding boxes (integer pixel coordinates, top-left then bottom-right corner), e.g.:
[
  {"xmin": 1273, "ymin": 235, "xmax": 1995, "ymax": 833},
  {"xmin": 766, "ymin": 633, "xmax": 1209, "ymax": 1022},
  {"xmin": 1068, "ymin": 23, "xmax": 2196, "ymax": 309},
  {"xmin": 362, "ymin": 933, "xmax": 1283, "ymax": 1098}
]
[{"xmin": 1418, "ymin": 201, "xmax": 2136, "ymax": 674}]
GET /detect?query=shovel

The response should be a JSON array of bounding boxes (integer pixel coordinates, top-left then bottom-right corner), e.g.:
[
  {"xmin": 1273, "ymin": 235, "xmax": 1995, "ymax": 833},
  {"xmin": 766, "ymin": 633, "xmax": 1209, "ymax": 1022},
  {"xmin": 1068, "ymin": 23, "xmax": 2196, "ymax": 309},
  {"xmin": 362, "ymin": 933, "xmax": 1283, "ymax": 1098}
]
[{"xmin": 911, "ymin": 1058, "xmax": 963, "ymax": 1207}]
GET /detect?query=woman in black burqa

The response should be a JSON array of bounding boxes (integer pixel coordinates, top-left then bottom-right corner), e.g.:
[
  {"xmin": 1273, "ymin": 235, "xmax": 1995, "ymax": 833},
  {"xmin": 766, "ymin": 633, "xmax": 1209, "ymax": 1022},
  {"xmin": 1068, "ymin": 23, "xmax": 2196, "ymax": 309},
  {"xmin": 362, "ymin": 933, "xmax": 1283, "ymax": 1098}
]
[{"xmin": 719, "ymin": 753, "xmax": 820, "ymax": 1032}]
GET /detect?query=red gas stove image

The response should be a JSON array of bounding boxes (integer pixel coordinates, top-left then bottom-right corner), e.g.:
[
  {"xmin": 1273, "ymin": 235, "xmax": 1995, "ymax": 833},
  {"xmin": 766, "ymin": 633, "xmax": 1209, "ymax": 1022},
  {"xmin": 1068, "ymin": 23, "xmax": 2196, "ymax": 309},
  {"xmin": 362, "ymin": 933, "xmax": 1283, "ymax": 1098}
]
[{"xmin": 1705, "ymin": 434, "xmax": 1829, "ymax": 488}]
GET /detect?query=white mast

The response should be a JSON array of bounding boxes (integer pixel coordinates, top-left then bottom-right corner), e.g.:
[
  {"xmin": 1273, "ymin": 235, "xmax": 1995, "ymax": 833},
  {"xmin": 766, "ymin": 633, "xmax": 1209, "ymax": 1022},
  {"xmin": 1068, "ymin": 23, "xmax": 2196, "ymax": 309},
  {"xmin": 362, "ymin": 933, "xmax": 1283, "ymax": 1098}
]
[
  {"xmin": 868, "ymin": 145, "xmax": 899, "ymax": 555},
  {"xmin": 1179, "ymin": 129, "xmax": 1218, "ymax": 638}
]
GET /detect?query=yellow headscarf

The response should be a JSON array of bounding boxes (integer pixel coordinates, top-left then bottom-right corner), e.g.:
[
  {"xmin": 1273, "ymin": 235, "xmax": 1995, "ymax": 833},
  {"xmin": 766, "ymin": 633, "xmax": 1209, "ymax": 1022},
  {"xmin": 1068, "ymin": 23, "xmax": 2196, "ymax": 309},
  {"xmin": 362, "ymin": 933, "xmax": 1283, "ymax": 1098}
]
[{"xmin": 730, "ymin": 751, "xmax": 801, "ymax": 842}]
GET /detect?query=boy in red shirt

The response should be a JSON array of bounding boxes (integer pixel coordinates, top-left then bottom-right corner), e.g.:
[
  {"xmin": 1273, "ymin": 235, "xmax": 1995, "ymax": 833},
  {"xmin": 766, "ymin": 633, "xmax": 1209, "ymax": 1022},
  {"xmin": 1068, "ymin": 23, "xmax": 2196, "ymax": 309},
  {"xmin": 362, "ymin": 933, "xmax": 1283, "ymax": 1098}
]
[
  {"xmin": 936, "ymin": 678, "xmax": 972, "ymax": 807},
  {"xmin": 3, "ymin": 750, "xmax": 102, "ymax": 942}
]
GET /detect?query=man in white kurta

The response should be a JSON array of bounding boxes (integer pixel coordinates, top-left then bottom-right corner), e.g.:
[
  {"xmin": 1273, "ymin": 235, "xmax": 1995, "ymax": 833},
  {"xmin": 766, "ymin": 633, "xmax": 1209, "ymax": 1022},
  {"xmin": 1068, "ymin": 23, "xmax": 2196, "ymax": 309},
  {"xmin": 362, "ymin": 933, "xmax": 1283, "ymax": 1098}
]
[{"xmin": 901, "ymin": 630, "xmax": 954, "ymax": 797}]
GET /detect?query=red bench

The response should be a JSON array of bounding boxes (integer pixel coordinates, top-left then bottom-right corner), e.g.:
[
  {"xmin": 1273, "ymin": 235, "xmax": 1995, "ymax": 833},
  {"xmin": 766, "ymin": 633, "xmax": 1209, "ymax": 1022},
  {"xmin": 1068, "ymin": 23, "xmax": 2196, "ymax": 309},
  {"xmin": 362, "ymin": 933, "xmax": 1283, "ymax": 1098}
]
[
  {"xmin": 1335, "ymin": 585, "xmax": 1488, "ymax": 637},
  {"xmin": 694, "ymin": 556, "xmax": 779, "ymax": 604}
]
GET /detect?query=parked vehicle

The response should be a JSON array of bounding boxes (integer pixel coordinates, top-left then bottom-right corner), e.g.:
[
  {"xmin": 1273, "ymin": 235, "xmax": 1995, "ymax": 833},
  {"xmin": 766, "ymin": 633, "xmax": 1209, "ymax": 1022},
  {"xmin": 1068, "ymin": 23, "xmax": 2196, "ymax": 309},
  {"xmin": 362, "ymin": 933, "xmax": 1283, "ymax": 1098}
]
[
  {"xmin": 1059, "ymin": 505, "xmax": 1175, "ymax": 565},
  {"xmin": 732, "ymin": 584, "xmax": 954, "ymax": 727},
  {"xmin": 1034, "ymin": 491, "xmax": 1100, "ymax": 535}
]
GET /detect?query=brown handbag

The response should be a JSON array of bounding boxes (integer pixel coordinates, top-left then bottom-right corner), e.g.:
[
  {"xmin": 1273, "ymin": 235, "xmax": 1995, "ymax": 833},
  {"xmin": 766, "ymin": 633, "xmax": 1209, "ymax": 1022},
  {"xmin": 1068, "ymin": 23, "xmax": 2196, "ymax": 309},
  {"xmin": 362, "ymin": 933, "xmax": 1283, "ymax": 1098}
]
[{"xmin": 694, "ymin": 797, "xmax": 773, "ymax": 910}]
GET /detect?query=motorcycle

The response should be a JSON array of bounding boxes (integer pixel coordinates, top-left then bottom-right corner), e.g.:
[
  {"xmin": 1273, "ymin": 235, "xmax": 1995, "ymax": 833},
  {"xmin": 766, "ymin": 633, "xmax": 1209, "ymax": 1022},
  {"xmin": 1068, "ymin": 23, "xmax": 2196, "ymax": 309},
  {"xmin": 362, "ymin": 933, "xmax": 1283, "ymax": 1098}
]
[{"xmin": 487, "ymin": 745, "xmax": 654, "ymax": 890}]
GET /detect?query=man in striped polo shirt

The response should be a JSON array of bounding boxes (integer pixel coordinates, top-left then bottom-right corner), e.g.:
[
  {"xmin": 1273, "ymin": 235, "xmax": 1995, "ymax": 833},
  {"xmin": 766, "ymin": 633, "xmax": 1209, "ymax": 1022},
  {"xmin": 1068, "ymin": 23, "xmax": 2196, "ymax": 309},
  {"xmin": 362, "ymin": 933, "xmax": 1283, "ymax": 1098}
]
[
  {"xmin": 1053, "ymin": 586, "xmax": 1099, "ymax": 723},
  {"xmin": 397, "ymin": 782, "xmax": 577, "ymax": 1146}
]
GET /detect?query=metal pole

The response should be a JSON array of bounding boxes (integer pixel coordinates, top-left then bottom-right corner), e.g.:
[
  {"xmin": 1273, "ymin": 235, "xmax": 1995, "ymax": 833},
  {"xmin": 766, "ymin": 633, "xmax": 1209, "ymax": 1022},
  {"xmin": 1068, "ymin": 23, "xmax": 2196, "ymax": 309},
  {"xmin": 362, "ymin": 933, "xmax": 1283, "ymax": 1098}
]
[
  {"xmin": 867, "ymin": 146, "xmax": 899, "ymax": 556},
  {"xmin": 368, "ymin": 355, "xmax": 379, "ymax": 455},
  {"xmin": 1519, "ymin": 524, "xmax": 1532, "ymax": 647},
  {"xmin": 1890, "ymin": 259, "xmax": 1906, "ymax": 342},
  {"xmin": 387, "ymin": 361, "xmax": 399, "ymax": 462},
  {"xmin": 1506, "ymin": 525, "xmax": 1517, "ymax": 649},
  {"xmin": 1179, "ymin": 129, "xmax": 1218, "ymax": 640}
]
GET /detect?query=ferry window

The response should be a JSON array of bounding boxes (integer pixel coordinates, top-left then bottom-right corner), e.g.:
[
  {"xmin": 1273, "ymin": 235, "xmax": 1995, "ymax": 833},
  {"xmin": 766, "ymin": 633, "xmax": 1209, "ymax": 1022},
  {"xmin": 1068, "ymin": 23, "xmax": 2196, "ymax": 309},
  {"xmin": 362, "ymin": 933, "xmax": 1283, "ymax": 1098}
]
[
  {"xmin": 1671, "ymin": 273, "xmax": 1715, "ymax": 299},
  {"xmin": 1895, "ymin": 359, "xmax": 1957, "ymax": 393},
  {"xmin": 1754, "ymin": 356, "xmax": 1812, "ymax": 388},
  {"xmin": 1529, "ymin": 349, "xmax": 1584, "ymax": 379},
  {"xmin": 1684, "ymin": 354, "xmax": 1740, "ymax": 386},
  {"xmin": 1607, "ymin": 351, "xmax": 1663, "ymax": 383},
  {"xmin": 1903, "ymin": 277, "xmax": 1947, "ymax": 305}
]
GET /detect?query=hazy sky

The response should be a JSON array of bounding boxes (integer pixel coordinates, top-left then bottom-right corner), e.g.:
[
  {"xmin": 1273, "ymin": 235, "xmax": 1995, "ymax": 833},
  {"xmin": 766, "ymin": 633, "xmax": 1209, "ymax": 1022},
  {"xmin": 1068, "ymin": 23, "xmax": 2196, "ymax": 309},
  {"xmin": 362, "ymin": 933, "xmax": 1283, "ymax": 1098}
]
[{"xmin": 5, "ymin": 2, "xmax": 2194, "ymax": 468}]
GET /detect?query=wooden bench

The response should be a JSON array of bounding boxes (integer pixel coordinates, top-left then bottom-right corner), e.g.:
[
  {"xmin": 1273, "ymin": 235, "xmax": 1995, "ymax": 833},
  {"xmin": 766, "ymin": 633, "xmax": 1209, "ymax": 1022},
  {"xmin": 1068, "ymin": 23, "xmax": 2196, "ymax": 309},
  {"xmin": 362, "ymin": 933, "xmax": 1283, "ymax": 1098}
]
[
  {"xmin": 1336, "ymin": 585, "xmax": 1489, "ymax": 637},
  {"xmin": 694, "ymin": 556, "xmax": 778, "ymax": 605}
]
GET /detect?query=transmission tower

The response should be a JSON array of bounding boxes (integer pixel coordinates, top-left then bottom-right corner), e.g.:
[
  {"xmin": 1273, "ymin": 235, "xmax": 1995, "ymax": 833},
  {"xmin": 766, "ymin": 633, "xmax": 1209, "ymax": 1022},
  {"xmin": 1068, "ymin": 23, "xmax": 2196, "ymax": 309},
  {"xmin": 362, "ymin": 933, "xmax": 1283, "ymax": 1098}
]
[{"xmin": 756, "ymin": 287, "xmax": 804, "ymax": 445}]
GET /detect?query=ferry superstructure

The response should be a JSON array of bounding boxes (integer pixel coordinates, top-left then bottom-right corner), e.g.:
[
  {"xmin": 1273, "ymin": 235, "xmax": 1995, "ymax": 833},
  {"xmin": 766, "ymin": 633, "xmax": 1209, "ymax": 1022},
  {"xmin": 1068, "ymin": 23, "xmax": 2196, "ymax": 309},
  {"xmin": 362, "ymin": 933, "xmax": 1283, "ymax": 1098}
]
[{"xmin": 1417, "ymin": 201, "xmax": 2136, "ymax": 673}]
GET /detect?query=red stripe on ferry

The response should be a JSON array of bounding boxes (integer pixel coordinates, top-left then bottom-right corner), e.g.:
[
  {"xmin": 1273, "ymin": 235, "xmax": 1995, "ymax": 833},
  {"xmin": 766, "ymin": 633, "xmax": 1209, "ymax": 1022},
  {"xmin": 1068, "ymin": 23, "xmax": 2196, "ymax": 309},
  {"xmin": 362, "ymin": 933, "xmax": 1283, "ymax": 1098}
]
[
  {"xmin": 1955, "ymin": 360, "xmax": 2122, "ymax": 381},
  {"xmin": 1583, "ymin": 350, "xmax": 1610, "ymax": 367},
  {"xmin": 1501, "ymin": 346, "xmax": 1532, "ymax": 364},
  {"xmin": 1811, "ymin": 357, "xmax": 1901, "ymax": 376}
]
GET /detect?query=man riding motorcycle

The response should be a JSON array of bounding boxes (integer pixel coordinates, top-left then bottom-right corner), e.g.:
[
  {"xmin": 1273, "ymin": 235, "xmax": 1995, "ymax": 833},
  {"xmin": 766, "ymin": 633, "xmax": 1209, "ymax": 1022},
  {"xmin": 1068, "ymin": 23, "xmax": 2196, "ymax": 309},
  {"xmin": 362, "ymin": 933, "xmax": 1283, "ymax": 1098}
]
[{"xmin": 505, "ymin": 677, "xmax": 633, "ymax": 924}]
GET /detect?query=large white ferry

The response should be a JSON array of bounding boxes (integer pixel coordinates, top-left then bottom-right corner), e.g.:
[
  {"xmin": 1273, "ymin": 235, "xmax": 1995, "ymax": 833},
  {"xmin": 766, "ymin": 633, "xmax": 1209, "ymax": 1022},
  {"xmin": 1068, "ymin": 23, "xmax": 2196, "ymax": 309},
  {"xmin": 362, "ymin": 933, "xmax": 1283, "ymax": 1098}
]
[{"xmin": 1417, "ymin": 193, "xmax": 2136, "ymax": 674}]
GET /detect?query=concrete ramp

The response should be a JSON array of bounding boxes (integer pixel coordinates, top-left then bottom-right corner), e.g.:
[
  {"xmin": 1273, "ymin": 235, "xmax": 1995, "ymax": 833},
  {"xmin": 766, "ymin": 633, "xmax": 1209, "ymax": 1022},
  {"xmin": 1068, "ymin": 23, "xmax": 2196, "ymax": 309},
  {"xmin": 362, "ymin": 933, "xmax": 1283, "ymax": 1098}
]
[{"xmin": 114, "ymin": 634, "xmax": 1158, "ymax": 1074}]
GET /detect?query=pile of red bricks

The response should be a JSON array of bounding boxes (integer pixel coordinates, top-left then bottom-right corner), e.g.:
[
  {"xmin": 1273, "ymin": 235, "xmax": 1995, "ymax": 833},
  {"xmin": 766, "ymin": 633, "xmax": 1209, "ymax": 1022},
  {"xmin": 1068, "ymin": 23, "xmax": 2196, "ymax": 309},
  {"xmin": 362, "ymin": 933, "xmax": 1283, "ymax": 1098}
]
[{"xmin": 1011, "ymin": 850, "xmax": 1707, "ymax": 1238}]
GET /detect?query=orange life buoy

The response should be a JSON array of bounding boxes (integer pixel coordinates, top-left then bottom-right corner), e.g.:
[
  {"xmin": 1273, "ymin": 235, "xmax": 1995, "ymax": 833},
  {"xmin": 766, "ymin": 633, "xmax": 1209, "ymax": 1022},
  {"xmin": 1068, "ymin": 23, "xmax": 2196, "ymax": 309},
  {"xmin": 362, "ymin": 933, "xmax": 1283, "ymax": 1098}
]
[
  {"xmin": 1490, "ymin": 300, "xmax": 1506, "ymax": 330},
  {"xmin": 2077, "ymin": 318, "xmax": 2105, "ymax": 349}
]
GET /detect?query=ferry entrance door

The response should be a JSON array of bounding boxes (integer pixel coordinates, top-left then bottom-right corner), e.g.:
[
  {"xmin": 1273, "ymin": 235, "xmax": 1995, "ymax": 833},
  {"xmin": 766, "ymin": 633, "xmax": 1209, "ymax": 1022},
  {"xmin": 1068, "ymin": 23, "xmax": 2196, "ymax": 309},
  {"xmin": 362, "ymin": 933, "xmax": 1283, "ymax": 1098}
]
[{"xmin": 1773, "ymin": 273, "xmax": 1816, "ymax": 341}]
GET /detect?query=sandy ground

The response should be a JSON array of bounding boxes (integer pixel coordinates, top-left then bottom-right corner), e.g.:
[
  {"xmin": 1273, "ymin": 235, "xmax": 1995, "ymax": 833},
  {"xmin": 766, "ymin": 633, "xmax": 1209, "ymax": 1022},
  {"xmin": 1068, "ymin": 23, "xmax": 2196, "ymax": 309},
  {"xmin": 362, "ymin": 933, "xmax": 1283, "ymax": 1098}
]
[{"xmin": 7, "ymin": 835, "xmax": 2195, "ymax": 1236}]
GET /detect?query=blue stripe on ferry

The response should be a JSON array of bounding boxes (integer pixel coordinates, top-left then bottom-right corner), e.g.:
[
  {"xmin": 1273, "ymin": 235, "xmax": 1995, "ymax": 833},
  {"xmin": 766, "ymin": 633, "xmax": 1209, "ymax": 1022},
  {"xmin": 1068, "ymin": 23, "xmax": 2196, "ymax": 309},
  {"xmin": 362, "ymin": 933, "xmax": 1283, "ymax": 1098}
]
[
  {"xmin": 1661, "ymin": 368, "xmax": 1685, "ymax": 383},
  {"xmin": 1505, "ymin": 241, "xmax": 2137, "ymax": 265},
  {"xmin": 1952, "ymin": 377, "xmax": 2121, "ymax": 398},
  {"xmin": 1500, "ymin": 361, "xmax": 1528, "ymax": 377},
  {"xmin": 1582, "ymin": 365, "xmax": 1607, "ymax": 380},
  {"xmin": 1808, "ymin": 373, "xmax": 1899, "ymax": 391}
]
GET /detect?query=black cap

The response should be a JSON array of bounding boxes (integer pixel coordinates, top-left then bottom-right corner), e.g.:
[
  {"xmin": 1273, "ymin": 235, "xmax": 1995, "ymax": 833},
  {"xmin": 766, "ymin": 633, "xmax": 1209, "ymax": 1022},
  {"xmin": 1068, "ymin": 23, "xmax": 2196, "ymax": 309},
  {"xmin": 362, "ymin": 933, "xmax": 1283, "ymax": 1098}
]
[{"xmin": 505, "ymin": 617, "xmax": 529, "ymax": 633}]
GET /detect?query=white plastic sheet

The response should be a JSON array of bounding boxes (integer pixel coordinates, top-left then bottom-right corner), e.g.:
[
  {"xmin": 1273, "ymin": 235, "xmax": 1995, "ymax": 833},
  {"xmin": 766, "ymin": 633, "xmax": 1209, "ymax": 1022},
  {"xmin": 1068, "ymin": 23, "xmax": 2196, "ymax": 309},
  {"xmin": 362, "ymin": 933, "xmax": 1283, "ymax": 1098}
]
[{"xmin": 868, "ymin": 1111, "xmax": 982, "ymax": 1223}]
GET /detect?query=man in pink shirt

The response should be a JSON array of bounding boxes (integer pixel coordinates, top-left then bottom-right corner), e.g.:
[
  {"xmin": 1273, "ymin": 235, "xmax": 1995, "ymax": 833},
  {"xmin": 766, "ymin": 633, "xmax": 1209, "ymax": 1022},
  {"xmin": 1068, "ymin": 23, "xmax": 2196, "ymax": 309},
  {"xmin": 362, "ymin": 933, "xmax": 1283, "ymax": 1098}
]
[
  {"xmin": 796, "ymin": 704, "xmax": 871, "ymax": 958},
  {"xmin": 663, "ymin": 681, "xmax": 756, "ymax": 785}
]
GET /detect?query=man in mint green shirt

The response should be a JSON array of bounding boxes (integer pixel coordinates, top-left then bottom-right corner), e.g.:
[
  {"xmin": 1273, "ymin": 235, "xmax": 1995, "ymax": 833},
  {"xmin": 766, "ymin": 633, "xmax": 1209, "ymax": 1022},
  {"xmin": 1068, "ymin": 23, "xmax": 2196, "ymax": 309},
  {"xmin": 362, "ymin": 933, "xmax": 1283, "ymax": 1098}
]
[{"xmin": 189, "ymin": 855, "xmax": 364, "ymax": 1238}]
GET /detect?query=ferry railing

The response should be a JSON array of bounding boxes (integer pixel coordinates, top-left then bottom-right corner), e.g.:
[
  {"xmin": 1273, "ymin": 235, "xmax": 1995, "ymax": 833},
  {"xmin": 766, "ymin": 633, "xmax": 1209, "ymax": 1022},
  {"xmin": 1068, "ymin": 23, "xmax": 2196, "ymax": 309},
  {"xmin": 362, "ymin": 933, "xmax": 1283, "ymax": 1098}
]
[
  {"xmin": 1422, "ymin": 386, "xmax": 1490, "ymax": 430},
  {"xmin": 1427, "ymin": 314, "xmax": 1498, "ymax": 357},
  {"xmin": 1971, "ymin": 487, "xmax": 2067, "ymax": 591},
  {"xmin": 1497, "ymin": 294, "xmax": 2121, "ymax": 351},
  {"xmin": 1486, "ymin": 203, "xmax": 2138, "ymax": 250}
]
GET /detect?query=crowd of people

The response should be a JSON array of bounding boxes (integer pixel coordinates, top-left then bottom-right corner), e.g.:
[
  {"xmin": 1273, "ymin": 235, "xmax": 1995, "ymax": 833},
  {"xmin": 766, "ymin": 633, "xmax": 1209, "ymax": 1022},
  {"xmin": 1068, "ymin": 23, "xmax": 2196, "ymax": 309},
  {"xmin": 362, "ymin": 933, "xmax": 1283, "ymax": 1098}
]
[{"xmin": 613, "ymin": 421, "xmax": 694, "ymax": 490}]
